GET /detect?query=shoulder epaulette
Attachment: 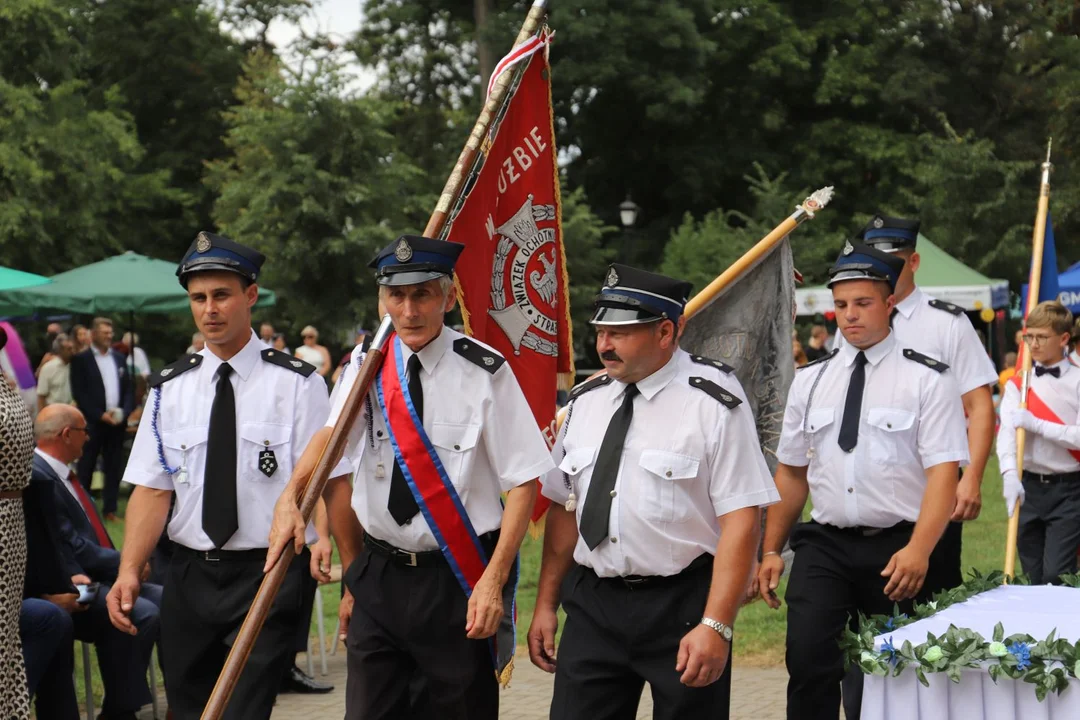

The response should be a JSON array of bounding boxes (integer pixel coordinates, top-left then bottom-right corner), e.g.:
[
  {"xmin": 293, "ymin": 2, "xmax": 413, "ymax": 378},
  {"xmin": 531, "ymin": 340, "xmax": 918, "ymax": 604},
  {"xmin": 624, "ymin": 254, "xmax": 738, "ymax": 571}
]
[
  {"xmin": 689, "ymin": 377, "xmax": 742, "ymax": 409},
  {"xmin": 799, "ymin": 348, "xmax": 838, "ymax": 369},
  {"xmin": 148, "ymin": 354, "xmax": 202, "ymax": 388},
  {"xmin": 568, "ymin": 374, "xmax": 612, "ymax": 401},
  {"xmin": 928, "ymin": 299, "xmax": 964, "ymax": 316},
  {"xmin": 453, "ymin": 338, "xmax": 505, "ymax": 375},
  {"xmin": 689, "ymin": 355, "xmax": 735, "ymax": 374},
  {"xmin": 261, "ymin": 349, "xmax": 316, "ymax": 377},
  {"xmin": 903, "ymin": 348, "xmax": 949, "ymax": 373}
]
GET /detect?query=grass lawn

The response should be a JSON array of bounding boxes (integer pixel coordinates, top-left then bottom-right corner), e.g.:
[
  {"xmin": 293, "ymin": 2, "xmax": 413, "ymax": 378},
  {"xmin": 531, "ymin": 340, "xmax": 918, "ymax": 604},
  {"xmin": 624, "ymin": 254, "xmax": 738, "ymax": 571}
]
[{"xmin": 77, "ymin": 457, "xmax": 1011, "ymax": 706}]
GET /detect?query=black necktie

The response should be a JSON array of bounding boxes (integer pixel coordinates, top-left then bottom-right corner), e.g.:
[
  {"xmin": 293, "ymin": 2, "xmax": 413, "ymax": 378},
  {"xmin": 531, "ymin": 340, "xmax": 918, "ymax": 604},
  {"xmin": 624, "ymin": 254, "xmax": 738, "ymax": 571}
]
[
  {"xmin": 203, "ymin": 363, "xmax": 238, "ymax": 548},
  {"xmin": 580, "ymin": 384, "xmax": 639, "ymax": 550},
  {"xmin": 838, "ymin": 351, "xmax": 868, "ymax": 453},
  {"xmin": 388, "ymin": 354, "xmax": 423, "ymax": 525},
  {"xmin": 1036, "ymin": 365, "xmax": 1061, "ymax": 378}
]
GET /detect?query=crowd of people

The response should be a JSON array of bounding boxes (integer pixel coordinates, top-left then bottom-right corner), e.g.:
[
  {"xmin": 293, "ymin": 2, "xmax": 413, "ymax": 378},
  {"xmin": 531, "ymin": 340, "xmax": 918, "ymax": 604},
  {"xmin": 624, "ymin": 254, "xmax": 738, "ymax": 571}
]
[{"xmin": 1, "ymin": 216, "xmax": 1078, "ymax": 720}]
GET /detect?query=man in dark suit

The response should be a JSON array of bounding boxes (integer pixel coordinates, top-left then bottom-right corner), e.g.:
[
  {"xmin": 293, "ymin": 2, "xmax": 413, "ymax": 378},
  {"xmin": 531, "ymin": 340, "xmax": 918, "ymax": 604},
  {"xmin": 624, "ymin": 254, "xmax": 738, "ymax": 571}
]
[
  {"xmin": 33, "ymin": 404, "xmax": 161, "ymax": 720},
  {"xmin": 69, "ymin": 316, "xmax": 134, "ymax": 520}
]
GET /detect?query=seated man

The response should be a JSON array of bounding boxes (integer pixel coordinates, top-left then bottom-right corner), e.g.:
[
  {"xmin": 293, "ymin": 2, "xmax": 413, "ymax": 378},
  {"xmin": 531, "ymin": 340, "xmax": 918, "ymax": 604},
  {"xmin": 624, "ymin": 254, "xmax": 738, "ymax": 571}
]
[{"xmin": 33, "ymin": 404, "xmax": 162, "ymax": 720}]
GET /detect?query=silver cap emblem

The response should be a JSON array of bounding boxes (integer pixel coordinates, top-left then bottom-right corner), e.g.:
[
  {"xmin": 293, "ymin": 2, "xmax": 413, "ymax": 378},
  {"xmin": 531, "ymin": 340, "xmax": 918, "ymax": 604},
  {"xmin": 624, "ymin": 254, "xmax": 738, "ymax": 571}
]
[
  {"xmin": 606, "ymin": 268, "xmax": 619, "ymax": 287},
  {"xmin": 195, "ymin": 232, "xmax": 212, "ymax": 253},
  {"xmin": 842, "ymin": 240, "xmax": 854, "ymax": 256},
  {"xmin": 873, "ymin": 217, "xmax": 884, "ymax": 229},
  {"xmin": 394, "ymin": 238, "xmax": 413, "ymax": 262}
]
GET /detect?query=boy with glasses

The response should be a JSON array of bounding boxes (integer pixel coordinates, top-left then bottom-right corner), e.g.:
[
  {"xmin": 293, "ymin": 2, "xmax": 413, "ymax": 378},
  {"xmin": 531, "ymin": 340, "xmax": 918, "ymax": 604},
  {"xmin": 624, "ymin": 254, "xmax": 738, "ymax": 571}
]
[{"xmin": 998, "ymin": 300, "xmax": 1080, "ymax": 584}]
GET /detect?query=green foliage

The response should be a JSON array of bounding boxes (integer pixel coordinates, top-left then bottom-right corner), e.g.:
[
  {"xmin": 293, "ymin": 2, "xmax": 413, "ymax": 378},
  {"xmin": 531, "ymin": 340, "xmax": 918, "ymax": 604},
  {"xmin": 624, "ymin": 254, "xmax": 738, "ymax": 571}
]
[
  {"xmin": 206, "ymin": 51, "xmax": 427, "ymax": 339},
  {"xmin": 560, "ymin": 186, "xmax": 616, "ymax": 360}
]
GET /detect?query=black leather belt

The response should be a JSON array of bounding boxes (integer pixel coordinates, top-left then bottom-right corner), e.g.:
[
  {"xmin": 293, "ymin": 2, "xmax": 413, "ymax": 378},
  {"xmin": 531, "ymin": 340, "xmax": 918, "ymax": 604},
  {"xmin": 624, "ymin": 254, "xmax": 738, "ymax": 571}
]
[
  {"xmin": 364, "ymin": 531, "xmax": 500, "ymax": 568},
  {"xmin": 821, "ymin": 521, "xmax": 914, "ymax": 538},
  {"xmin": 595, "ymin": 553, "xmax": 712, "ymax": 590},
  {"xmin": 176, "ymin": 545, "xmax": 268, "ymax": 562},
  {"xmin": 1023, "ymin": 470, "xmax": 1080, "ymax": 485}
]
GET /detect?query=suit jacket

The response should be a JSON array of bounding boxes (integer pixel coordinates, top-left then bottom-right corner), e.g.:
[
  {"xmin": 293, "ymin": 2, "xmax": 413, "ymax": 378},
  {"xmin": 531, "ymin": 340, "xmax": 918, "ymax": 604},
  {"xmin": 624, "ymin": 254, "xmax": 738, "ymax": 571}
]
[
  {"xmin": 33, "ymin": 453, "xmax": 121, "ymax": 583},
  {"xmin": 24, "ymin": 459, "xmax": 81, "ymax": 597},
  {"xmin": 70, "ymin": 347, "xmax": 134, "ymax": 423}
]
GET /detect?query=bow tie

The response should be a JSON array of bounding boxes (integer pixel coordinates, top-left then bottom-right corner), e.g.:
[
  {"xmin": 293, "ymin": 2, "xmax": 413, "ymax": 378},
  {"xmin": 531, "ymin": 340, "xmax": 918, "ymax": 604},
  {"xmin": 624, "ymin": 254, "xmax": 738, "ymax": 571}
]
[{"xmin": 1035, "ymin": 365, "xmax": 1061, "ymax": 378}]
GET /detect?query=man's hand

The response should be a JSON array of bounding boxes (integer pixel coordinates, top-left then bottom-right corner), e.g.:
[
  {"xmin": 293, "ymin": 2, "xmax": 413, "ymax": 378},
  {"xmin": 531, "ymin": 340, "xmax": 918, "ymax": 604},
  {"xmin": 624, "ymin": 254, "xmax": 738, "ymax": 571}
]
[
  {"xmin": 338, "ymin": 586, "xmax": 355, "ymax": 642},
  {"xmin": 676, "ymin": 624, "xmax": 730, "ymax": 687},
  {"xmin": 527, "ymin": 605, "xmax": 559, "ymax": 673},
  {"xmin": 265, "ymin": 492, "xmax": 306, "ymax": 573},
  {"xmin": 310, "ymin": 537, "xmax": 333, "ymax": 583},
  {"xmin": 43, "ymin": 593, "xmax": 86, "ymax": 613},
  {"xmin": 72, "ymin": 574, "xmax": 91, "ymax": 586},
  {"xmin": 881, "ymin": 544, "xmax": 930, "ymax": 601},
  {"xmin": 744, "ymin": 557, "xmax": 760, "ymax": 605},
  {"xmin": 100, "ymin": 411, "xmax": 118, "ymax": 426},
  {"xmin": 757, "ymin": 554, "xmax": 785, "ymax": 609},
  {"xmin": 951, "ymin": 472, "xmax": 982, "ymax": 522},
  {"xmin": 465, "ymin": 566, "xmax": 504, "ymax": 639},
  {"xmin": 1002, "ymin": 470, "xmax": 1025, "ymax": 518},
  {"xmin": 105, "ymin": 571, "xmax": 142, "ymax": 635}
]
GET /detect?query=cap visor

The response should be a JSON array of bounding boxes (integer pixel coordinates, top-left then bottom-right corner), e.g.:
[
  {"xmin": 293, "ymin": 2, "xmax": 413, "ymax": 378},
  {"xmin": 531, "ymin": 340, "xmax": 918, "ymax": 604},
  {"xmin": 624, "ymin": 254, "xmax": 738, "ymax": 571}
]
[
  {"xmin": 376, "ymin": 270, "xmax": 448, "ymax": 287},
  {"xmin": 589, "ymin": 307, "xmax": 664, "ymax": 326}
]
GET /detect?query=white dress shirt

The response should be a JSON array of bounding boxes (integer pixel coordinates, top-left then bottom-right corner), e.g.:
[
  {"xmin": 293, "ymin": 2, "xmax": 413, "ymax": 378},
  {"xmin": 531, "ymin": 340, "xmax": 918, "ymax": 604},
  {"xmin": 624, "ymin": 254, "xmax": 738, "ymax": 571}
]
[
  {"xmin": 36, "ymin": 448, "xmax": 79, "ymax": 506},
  {"xmin": 997, "ymin": 358, "xmax": 1080, "ymax": 475},
  {"xmin": 837, "ymin": 287, "xmax": 998, "ymax": 395},
  {"xmin": 329, "ymin": 327, "xmax": 555, "ymax": 553},
  {"xmin": 93, "ymin": 346, "xmax": 121, "ymax": 410},
  {"xmin": 542, "ymin": 349, "xmax": 779, "ymax": 578},
  {"xmin": 124, "ymin": 332, "xmax": 345, "ymax": 551},
  {"xmin": 776, "ymin": 332, "xmax": 969, "ymax": 528}
]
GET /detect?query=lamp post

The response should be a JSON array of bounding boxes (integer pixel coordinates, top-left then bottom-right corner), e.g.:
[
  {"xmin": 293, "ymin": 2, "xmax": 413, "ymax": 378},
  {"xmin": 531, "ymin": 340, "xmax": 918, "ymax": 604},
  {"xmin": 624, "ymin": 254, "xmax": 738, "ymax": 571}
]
[{"xmin": 618, "ymin": 195, "xmax": 640, "ymax": 263}]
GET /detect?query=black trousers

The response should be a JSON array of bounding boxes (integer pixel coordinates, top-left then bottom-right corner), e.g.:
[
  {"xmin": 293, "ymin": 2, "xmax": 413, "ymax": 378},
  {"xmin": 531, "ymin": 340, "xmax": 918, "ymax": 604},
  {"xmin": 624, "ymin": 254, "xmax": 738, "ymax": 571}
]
[
  {"xmin": 76, "ymin": 420, "xmax": 126, "ymax": 515},
  {"xmin": 1018, "ymin": 475, "xmax": 1080, "ymax": 585},
  {"xmin": 550, "ymin": 559, "xmax": 732, "ymax": 720},
  {"xmin": 161, "ymin": 546, "xmax": 308, "ymax": 720},
  {"xmin": 785, "ymin": 521, "xmax": 951, "ymax": 720},
  {"xmin": 344, "ymin": 545, "xmax": 498, "ymax": 720},
  {"xmin": 293, "ymin": 568, "xmax": 318, "ymax": 654}
]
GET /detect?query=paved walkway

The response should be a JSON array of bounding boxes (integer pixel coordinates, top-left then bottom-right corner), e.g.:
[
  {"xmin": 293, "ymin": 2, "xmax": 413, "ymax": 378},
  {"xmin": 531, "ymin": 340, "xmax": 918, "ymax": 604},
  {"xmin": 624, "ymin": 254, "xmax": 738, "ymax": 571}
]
[{"xmin": 135, "ymin": 649, "xmax": 790, "ymax": 719}]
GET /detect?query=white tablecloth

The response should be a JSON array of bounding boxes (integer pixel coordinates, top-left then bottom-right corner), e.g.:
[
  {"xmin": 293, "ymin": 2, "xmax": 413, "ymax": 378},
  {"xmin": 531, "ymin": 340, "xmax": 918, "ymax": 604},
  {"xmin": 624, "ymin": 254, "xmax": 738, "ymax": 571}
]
[{"xmin": 862, "ymin": 585, "xmax": 1080, "ymax": 719}]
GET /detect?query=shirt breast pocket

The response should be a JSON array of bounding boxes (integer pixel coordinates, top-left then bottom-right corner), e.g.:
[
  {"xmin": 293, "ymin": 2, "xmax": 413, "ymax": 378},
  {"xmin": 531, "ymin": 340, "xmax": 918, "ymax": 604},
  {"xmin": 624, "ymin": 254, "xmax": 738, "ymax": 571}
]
[
  {"xmin": 805, "ymin": 408, "xmax": 836, "ymax": 457},
  {"xmin": 239, "ymin": 423, "xmax": 293, "ymax": 483},
  {"xmin": 557, "ymin": 447, "xmax": 597, "ymax": 502},
  {"xmin": 428, "ymin": 422, "xmax": 480, "ymax": 489},
  {"xmin": 159, "ymin": 427, "xmax": 208, "ymax": 487},
  {"xmin": 637, "ymin": 449, "xmax": 700, "ymax": 524},
  {"xmin": 866, "ymin": 408, "xmax": 916, "ymax": 464}
]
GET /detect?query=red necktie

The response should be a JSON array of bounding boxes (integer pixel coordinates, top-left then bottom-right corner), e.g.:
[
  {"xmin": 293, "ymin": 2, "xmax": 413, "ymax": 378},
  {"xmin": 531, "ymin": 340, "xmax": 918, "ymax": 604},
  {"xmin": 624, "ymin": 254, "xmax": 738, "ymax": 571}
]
[{"xmin": 68, "ymin": 472, "xmax": 114, "ymax": 549}]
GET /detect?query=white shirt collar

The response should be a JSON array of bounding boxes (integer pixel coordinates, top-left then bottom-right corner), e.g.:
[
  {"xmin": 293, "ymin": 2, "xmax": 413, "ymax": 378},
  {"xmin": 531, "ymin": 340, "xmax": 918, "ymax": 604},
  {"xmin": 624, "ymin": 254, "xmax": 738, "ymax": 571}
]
[
  {"xmin": 839, "ymin": 330, "xmax": 896, "ymax": 367},
  {"xmin": 614, "ymin": 350, "xmax": 680, "ymax": 401},
  {"xmin": 200, "ymin": 331, "xmax": 264, "ymax": 382},
  {"xmin": 34, "ymin": 448, "xmax": 71, "ymax": 482},
  {"xmin": 93, "ymin": 345, "xmax": 111, "ymax": 358},
  {"xmin": 894, "ymin": 286, "xmax": 923, "ymax": 319},
  {"xmin": 399, "ymin": 326, "xmax": 452, "ymax": 376}
]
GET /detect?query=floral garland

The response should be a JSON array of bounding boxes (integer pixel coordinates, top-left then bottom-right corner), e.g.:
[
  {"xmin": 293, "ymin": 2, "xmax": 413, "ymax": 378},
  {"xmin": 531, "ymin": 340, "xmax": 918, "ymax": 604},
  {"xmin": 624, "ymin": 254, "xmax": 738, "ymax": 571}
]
[{"xmin": 840, "ymin": 570, "xmax": 1080, "ymax": 702}]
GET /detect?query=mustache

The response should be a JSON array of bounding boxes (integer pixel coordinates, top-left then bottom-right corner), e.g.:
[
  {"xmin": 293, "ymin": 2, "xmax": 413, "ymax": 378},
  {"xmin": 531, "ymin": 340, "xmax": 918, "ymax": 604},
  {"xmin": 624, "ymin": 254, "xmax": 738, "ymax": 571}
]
[{"xmin": 600, "ymin": 350, "xmax": 622, "ymax": 362}]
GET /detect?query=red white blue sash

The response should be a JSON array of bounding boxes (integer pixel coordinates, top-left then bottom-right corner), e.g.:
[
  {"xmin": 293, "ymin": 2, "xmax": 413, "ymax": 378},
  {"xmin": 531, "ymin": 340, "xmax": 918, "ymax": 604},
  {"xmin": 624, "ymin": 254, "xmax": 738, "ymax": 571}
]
[{"xmin": 375, "ymin": 334, "xmax": 518, "ymax": 682}]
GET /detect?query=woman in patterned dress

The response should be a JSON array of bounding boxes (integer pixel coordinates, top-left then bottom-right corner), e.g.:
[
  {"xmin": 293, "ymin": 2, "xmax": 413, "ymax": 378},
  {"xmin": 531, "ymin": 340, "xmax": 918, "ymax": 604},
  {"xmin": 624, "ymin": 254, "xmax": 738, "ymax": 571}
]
[{"xmin": 0, "ymin": 325, "xmax": 36, "ymax": 720}]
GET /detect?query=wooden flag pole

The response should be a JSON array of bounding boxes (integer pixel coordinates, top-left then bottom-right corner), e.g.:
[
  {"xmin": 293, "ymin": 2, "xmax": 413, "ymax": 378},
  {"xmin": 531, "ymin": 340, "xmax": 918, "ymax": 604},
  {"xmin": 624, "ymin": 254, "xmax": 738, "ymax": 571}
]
[
  {"xmin": 199, "ymin": 3, "xmax": 551, "ymax": 717},
  {"xmin": 683, "ymin": 186, "xmax": 834, "ymax": 320},
  {"xmin": 1005, "ymin": 139, "xmax": 1054, "ymax": 581}
]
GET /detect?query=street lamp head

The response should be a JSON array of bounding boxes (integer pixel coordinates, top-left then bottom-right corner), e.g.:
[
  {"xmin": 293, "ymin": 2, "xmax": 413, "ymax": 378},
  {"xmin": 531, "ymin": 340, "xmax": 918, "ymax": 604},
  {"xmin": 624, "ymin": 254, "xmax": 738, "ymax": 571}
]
[{"xmin": 619, "ymin": 196, "xmax": 640, "ymax": 228}]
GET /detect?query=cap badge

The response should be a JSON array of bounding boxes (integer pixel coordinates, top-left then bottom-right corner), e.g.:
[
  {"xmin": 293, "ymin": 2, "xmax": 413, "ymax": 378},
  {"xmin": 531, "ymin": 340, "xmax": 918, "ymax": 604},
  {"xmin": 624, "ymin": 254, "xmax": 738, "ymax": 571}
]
[
  {"xmin": 394, "ymin": 238, "xmax": 413, "ymax": 262},
  {"xmin": 195, "ymin": 232, "xmax": 212, "ymax": 253},
  {"xmin": 606, "ymin": 268, "xmax": 619, "ymax": 287},
  {"xmin": 842, "ymin": 240, "xmax": 854, "ymax": 256},
  {"xmin": 873, "ymin": 217, "xmax": 885, "ymax": 229}
]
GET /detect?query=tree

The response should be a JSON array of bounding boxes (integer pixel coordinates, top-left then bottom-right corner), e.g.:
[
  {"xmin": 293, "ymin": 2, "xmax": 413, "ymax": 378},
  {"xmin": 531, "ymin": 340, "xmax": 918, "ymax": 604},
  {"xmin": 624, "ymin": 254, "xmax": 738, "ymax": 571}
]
[
  {"xmin": 560, "ymin": 186, "xmax": 616, "ymax": 363},
  {"xmin": 206, "ymin": 50, "xmax": 427, "ymax": 340}
]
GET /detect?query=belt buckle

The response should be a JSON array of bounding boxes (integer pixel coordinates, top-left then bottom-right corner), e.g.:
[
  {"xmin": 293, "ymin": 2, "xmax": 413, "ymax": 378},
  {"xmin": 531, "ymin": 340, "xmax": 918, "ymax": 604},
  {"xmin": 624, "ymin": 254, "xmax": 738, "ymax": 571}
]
[
  {"xmin": 403, "ymin": 550, "xmax": 418, "ymax": 567},
  {"xmin": 861, "ymin": 527, "xmax": 884, "ymax": 537},
  {"xmin": 203, "ymin": 551, "xmax": 219, "ymax": 562},
  {"xmin": 622, "ymin": 577, "xmax": 647, "ymax": 589}
]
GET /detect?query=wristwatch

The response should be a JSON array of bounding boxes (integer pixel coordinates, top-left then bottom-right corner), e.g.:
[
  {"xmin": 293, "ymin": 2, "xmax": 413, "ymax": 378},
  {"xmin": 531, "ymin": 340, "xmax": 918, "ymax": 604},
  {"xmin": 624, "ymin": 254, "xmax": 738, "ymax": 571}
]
[{"xmin": 700, "ymin": 617, "xmax": 733, "ymax": 642}]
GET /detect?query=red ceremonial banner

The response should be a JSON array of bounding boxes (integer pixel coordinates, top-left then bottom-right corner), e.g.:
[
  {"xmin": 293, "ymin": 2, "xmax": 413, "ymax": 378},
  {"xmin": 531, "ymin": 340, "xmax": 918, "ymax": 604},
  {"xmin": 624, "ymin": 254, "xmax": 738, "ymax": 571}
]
[{"xmin": 449, "ymin": 38, "xmax": 573, "ymax": 522}]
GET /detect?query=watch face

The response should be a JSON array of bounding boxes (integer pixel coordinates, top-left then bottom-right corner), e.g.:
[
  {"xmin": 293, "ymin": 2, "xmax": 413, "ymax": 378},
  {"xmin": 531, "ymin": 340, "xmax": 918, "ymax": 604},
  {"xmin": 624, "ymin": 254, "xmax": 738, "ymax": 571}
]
[{"xmin": 722, "ymin": 626, "xmax": 733, "ymax": 641}]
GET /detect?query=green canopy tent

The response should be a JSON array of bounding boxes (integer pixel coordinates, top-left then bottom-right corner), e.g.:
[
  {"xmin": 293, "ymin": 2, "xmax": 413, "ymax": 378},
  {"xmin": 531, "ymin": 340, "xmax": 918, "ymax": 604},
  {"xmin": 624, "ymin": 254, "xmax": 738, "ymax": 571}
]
[
  {"xmin": 0, "ymin": 267, "xmax": 50, "ymax": 292},
  {"xmin": 0, "ymin": 251, "xmax": 276, "ymax": 315}
]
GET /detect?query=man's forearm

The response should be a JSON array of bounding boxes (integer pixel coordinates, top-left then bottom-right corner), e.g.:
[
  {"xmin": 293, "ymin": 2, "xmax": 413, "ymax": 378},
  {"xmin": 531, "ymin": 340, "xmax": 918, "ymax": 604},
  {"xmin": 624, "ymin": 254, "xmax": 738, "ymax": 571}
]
[
  {"xmin": 704, "ymin": 507, "xmax": 759, "ymax": 625},
  {"xmin": 909, "ymin": 462, "xmax": 959, "ymax": 555},
  {"xmin": 324, "ymin": 474, "xmax": 363, "ymax": 570},
  {"xmin": 963, "ymin": 386, "xmax": 994, "ymax": 482},
  {"xmin": 762, "ymin": 464, "xmax": 810, "ymax": 554},
  {"xmin": 535, "ymin": 504, "xmax": 578, "ymax": 611},
  {"xmin": 488, "ymin": 480, "xmax": 538, "ymax": 584},
  {"xmin": 118, "ymin": 486, "xmax": 172, "ymax": 576}
]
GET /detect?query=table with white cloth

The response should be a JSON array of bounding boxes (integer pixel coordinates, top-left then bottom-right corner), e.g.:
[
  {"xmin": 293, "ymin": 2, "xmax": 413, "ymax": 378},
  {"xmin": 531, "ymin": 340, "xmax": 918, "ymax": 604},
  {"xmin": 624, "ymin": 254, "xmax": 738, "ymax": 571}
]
[{"xmin": 862, "ymin": 585, "xmax": 1080, "ymax": 719}]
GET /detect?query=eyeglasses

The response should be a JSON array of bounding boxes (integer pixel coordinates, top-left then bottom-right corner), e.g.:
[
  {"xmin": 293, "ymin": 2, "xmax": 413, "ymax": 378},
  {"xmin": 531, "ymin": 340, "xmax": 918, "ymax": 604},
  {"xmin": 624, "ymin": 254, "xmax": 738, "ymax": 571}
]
[{"xmin": 1022, "ymin": 333, "xmax": 1058, "ymax": 346}]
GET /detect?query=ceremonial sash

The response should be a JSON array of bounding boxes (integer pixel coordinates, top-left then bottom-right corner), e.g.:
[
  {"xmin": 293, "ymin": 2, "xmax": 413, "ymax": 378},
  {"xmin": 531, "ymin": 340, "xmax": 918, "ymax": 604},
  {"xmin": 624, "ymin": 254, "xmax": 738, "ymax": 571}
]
[
  {"xmin": 1009, "ymin": 374, "xmax": 1080, "ymax": 463},
  {"xmin": 375, "ymin": 334, "xmax": 519, "ymax": 684}
]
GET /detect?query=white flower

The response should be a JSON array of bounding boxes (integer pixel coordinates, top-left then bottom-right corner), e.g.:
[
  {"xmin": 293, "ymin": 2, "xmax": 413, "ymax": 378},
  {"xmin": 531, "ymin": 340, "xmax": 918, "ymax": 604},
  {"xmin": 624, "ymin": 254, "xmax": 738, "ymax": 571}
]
[
  {"xmin": 923, "ymin": 646, "xmax": 944, "ymax": 662},
  {"xmin": 988, "ymin": 642, "xmax": 1008, "ymax": 658},
  {"xmin": 860, "ymin": 651, "xmax": 878, "ymax": 665}
]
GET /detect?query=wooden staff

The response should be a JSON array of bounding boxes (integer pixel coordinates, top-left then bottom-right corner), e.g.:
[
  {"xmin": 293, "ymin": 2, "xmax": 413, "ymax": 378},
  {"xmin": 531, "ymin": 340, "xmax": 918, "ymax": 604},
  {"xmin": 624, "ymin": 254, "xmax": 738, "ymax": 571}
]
[
  {"xmin": 683, "ymin": 186, "xmax": 834, "ymax": 319},
  {"xmin": 1005, "ymin": 139, "xmax": 1054, "ymax": 581},
  {"xmin": 200, "ymin": 3, "xmax": 551, "ymax": 717}
]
